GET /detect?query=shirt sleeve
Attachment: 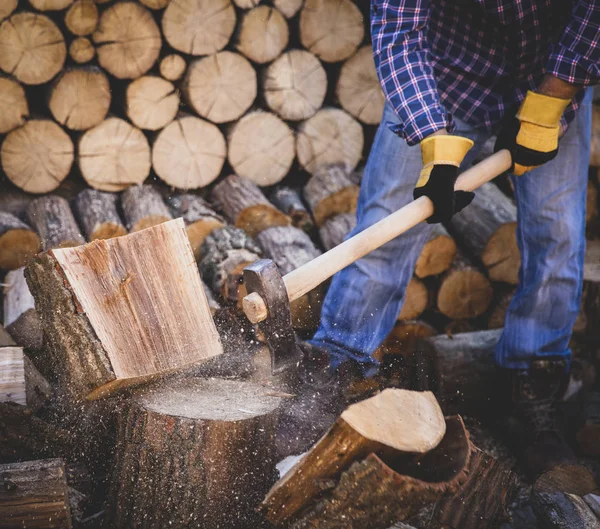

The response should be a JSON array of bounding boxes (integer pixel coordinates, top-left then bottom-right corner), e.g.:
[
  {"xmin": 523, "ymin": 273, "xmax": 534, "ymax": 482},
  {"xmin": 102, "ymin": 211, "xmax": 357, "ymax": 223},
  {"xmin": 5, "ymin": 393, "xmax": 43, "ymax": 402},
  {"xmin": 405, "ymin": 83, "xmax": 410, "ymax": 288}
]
[
  {"xmin": 546, "ymin": 0, "xmax": 600, "ymax": 86},
  {"xmin": 371, "ymin": 0, "xmax": 452, "ymax": 145}
]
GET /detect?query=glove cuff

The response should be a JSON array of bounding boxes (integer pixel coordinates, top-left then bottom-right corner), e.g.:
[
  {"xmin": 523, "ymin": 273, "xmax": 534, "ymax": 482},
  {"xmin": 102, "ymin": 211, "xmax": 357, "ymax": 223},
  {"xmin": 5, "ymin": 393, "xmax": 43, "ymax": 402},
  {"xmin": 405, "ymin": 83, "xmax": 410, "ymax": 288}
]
[
  {"xmin": 420, "ymin": 135, "xmax": 474, "ymax": 169},
  {"xmin": 517, "ymin": 91, "xmax": 570, "ymax": 128}
]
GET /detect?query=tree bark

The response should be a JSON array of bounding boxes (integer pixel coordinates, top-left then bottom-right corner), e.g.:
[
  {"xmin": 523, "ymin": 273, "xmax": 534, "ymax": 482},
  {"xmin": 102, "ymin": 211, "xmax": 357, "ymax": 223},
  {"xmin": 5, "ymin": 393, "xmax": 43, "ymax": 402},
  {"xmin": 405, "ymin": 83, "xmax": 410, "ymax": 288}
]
[
  {"xmin": 68, "ymin": 38, "xmax": 95, "ymax": 64},
  {"xmin": 0, "ymin": 76, "xmax": 28, "ymax": 134},
  {"xmin": 415, "ymin": 225, "xmax": 457, "ymax": 279},
  {"xmin": 126, "ymin": 76, "xmax": 179, "ymax": 131},
  {"xmin": 65, "ymin": 0, "xmax": 98, "ymax": 36},
  {"xmin": 237, "ymin": 6, "xmax": 289, "ymax": 64},
  {"xmin": 0, "ymin": 212, "xmax": 41, "ymax": 270},
  {"xmin": 27, "ymin": 196, "xmax": 85, "ymax": 250},
  {"xmin": 270, "ymin": 186, "xmax": 315, "ymax": 233},
  {"xmin": 74, "ymin": 189, "xmax": 127, "ymax": 241},
  {"xmin": 159, "ymin": 54, "xmax": 186, "ymax": 81},
  {"xmin": 319, "ymin": 212, "xmax": 356, "ymax": 250}
]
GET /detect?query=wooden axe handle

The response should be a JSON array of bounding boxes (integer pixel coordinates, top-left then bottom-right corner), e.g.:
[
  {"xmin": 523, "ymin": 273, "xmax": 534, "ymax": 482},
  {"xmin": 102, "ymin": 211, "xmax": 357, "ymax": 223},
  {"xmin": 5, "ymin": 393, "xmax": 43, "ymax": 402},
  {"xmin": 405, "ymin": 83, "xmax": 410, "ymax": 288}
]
[{"xmin": 243, "ymin": 149, "xmax": 512, "ymax": 324}]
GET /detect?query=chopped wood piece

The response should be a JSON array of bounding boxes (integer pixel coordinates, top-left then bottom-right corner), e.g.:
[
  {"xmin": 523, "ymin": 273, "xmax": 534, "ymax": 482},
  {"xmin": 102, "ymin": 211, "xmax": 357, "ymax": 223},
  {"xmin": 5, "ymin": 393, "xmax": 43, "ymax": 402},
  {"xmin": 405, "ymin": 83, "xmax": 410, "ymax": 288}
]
[
  {"xmin": 299, "ymin": 0, "xmax": 364, "ymax": 63},
  {"xmin": 264, "ymin": 49, "xmax": 327, "ymax": 121},
  {"xmin": 0, "ymin": 76, "xmax": 28, "ymax": 134},
  {"xmin": 415, "ymin": 224, "xmax": 457, "ymax": 278},
  {"xmin": 69, "ymin": 37, "xmax": 94, "ymax": 64},
  {"xmin": 126, "ymin": 76, "xmax": 179, "ymax": 131},
  {"xmin": 237, "ymin": 6, "xmax": 289, "ymax": 64},
  {"xmin": 162, "ymin": 0, "xmax": 236, "ymax": 56},
  {"xmin": 184, "ymin": 51, "xmax": 256, "ymax": 123},
  {"xmin": 93, "ymin": 2, "xmax": 161, "ymax": 79},
  {"xmin": 79, "ymin": 117, "xmax": 151, "ymax": 191},
  {"xmin": 487, "ymin": 286, "xmax": 516, "ymax": 329},
  {"xmin": 319, "ymin": 212, "xmax": 356, "ymax": 250},
  {"xmin": 0, "ymin": 212, "xmax": 41, "ymax": 270},
  {"xmin": 153, "ymin": 116, "xmax": 226, "ymax": 189},
  {"xmin": 575, "ymin": 391, "xmax": 600, "ymax": 457},
  {"xmin": 1, "ymin": 120, "xmax": 74, "ymax": 194},
  {"xmin": 337, "ymin": 46, "xmax": 385, "ymax": 125},
  {"xmin": 273, "ymin": 0, "xmax": 303, "ymax": 18},
  {"xmin": 0, "ymin": 13, "xmax": 66, "ymax": 85},
  {"xmin": 591, "ymin": 106, "xmax": 599, "ymax": 167},
  {"xmin": 228, "ymin": 111, "xmax": 295, "ymax": 186},
  {"xmin": 159, "ymin": 54, "xmax": 186, "ymax": 81},
  {"xmin": 121, "ymin": 184, "xmax": 172, "ymax": 232},
  {"xmin": 167, "ymin": 193, "xmax": 225, "ymax": 260},
  {"xmin": 106, "ymin": 378, "xmax": 282, "ymax": 529},
  {"xmin": 29, "ymin": 0, "xmax": 74, "ymax": 8},
  {"xmin": 398, "ymin": 277, "xmax": 430, "ymax": 321},
  {"xmin": 270, "ymin": 186, "xmax": 314, "ymax": 232},
  {"xmin": 0, "ymin": 0, "xmax": 17, "ymax": 21},
  {"xmin": 25, "ymin": 219, "xmax": 223, "ymax": 400},
  {"xmin": 297, "ymin": 108, "xmax": 364, "ymax": 174},
  {"xmin": 74, "ymin": 189, "xmax": 127, "ymax": 241},
  {"xmin": 49, "ymin": 68, "xmax": 111, "ymax": 131},
  {"xmin": 65, "ymin": 0, "xmax": 98, "ymax": 36},
  {"xmin": 27, "ymin": 196, "xmax": 85, "ymax": 250},
  {"xmin": 0, "ymin": 459, "xmax": 72, "ymax": 529},
  {"xmin": 212, "ymin": 174, "xmax": 291, "ymax": 237},
  {"xmin": 139, "ymin": 0, "xmax": 171, "ymax": 8}
]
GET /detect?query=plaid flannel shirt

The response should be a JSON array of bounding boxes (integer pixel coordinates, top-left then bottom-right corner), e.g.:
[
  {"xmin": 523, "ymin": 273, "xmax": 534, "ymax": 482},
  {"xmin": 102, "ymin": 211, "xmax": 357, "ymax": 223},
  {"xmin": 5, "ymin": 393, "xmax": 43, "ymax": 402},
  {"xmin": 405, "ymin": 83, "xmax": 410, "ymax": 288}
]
[{"xmin": 371, "ymin": 0, "xmax": 600, "ymax": 145}]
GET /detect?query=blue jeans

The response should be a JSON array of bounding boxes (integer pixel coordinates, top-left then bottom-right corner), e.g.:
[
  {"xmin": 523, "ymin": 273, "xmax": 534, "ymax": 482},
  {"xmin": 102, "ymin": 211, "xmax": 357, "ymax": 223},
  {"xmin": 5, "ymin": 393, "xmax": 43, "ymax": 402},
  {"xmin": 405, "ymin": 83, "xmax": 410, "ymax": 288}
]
[{"xmin": 311, "ymin": 90, "xmax": 593, "ymax": 372}]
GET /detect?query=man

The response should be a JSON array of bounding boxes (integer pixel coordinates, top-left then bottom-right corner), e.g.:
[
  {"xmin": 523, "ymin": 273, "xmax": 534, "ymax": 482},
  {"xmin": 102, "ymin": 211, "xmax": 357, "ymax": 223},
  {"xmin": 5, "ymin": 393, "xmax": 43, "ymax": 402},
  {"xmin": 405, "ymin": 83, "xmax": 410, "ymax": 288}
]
[{"xmin": 278, "ymin": 0, "xmax": 599, "ymax": 478}]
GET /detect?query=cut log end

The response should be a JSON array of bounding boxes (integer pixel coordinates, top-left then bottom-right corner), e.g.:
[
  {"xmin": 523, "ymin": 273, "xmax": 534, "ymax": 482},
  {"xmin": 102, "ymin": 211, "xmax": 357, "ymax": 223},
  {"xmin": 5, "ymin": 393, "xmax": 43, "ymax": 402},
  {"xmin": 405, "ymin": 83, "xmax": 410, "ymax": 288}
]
[
  {"xmin": 0, "ymin": 212, "xmax": 41, "ymax": 270},
  {"xmin": 237, "ymin": 6, "xmax": 289, "ymax": 64},
  {"xmin": 65, "ymin": 0, "xmax": 99, "ymax": 36},
  {"xmin": 121, "ymin": 184, "xmax": 172, "ymax": 232},
  {"xmin": 481, "ymin": 222, "xmax": 519, "ymax": 285},
  {"xmin": 415, "ymin": 225, "xmax": 457, "ymax": 278},
  {"xmin": 398, "ymin": 277, "xmax": 429, "ymax": 321},
  {"xmin": 0, "ymin": 76, "xmax": 28, "ymax": 134},
  {"xmin": 69, "ymin": 37, "xmax": 95, "ymax": 64},
  {"xmin": 159, "ymin": 54, "xmax": 186, "ymax": 81},
  {"xmin": 75, "ymin": 189, "xmax": 127, "ymax": 241},
  {"xmin": 126, "ymin": 76, "xmax": 179, "ymax": 131},
  {"xmin": 273, "ymin": 0, "xmax": 303, "ymax": 18}
]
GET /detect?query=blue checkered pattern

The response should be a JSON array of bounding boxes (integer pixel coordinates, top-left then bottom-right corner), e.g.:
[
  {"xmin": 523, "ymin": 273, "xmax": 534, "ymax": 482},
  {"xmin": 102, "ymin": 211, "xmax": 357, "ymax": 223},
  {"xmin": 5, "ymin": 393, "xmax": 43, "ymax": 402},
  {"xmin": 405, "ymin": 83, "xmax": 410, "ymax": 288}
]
[{"xmin": 371, "ymin": 0, "xmax": 600, "ymax": 145}]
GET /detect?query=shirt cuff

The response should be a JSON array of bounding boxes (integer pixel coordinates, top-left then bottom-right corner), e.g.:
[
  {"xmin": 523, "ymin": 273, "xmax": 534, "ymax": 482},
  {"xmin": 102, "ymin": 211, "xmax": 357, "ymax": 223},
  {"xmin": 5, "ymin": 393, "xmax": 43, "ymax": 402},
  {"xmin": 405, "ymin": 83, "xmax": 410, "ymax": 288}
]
[
  {"xmin": 546, "ymin": 45, "xmax": 600, "ymax": 86},
  {"xmin": 387, "ymin": 108, "xmax": 455, "ymax": 146}
]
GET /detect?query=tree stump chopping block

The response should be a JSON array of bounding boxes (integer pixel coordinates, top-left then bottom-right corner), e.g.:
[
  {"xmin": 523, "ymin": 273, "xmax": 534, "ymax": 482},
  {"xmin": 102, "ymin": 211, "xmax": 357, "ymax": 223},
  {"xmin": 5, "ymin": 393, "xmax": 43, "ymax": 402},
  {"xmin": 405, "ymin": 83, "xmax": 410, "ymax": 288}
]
[
  {"xmin": 121, "ymin": 184, "xmax": 172, "ymax": 232},
  {"xmin": 105, "ymin": 377, "xmax": 282, "ymax": 529},
  {"xmin": 27, "ymin": 196, "xmax": 85, "ymax": 250},
  {"xmin": 0, "ymin": 212, "xmax": 40, "ymax": 270},
  {"xmin": 74, "ymin": 189, "xmax": 127, "ymax": 241}
]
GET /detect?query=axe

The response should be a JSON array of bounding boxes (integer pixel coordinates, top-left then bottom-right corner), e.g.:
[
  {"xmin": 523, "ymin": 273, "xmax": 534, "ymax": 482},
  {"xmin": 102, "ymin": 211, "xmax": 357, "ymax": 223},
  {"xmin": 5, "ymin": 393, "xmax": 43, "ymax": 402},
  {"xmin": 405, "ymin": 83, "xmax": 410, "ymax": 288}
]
[{"xmin": 243, "ymin": 150, "xmax": 513, "ymax": 373}]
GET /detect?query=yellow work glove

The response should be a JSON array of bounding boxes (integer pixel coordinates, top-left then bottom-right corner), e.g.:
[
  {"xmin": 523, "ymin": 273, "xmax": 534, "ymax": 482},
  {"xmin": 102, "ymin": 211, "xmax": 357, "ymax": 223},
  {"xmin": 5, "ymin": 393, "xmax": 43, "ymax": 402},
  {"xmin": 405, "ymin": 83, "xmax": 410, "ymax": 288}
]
[
  {"xmin": 494, "ymin": 91, "xmax": 571, "ymax": 176},
  {"xmin": 413, "ymin": 135, "xmax": 474, "ymax": 224}
]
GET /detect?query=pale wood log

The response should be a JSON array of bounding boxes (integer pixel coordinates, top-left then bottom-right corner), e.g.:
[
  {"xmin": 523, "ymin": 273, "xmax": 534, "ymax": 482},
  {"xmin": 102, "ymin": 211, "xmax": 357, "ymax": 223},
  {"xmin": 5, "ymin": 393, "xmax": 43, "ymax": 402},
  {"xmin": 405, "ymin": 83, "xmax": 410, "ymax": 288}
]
[
  {"xmin": 0, "ymin": 459, "xmax": 72, "ymax": 529},
  {"xmin": 299, "ymin": 0, "xmax": 364, "ymax": 63},
  {"xmin": 69, "ymin": 37, "xmax": 94, "ymax": 64},
  {"xmin": 232, "ymin": 0, "xmax": 260, "ymax": 8},
  {"xmin": 270, "ymin": 186, "xmax": 314, "ymax": 233},
  {"xmin": 0, "ymin": 76, "xmax": 28, "ymax": 134},
  {"xmin": 0, "ymin": 13, "xmax": 66, "ymax": 85},
  {"xmin": 65, "ymin": 0, "xmax": 98, "ymax": 36},
  {"xmin": 264, "ymin": 49, "xmax": 327, "ymax": 121},
  {"xmin": 139, "ymin": 0, "xmax": 171, "ymax": 8},
  {"xmin": 159, "ymin": 54, "xmax": 186, "ymax": 81},
  {"xmin": 74, "ymin": 189, "xmax": 127, "ymax": 241},
  {"xmin": 121, "ymin": 184, "xmax": 172, "ymax": 232},
  {"xmin": 237, "ymin": 6, "xmax": 288, "ymax": 64},
  {"xmin": 297, "ymin": 108, "xmax": 364, "ymax": 174},
  {"xmin": 152, "ymin": 116, "xmax": 226, "ymax": 189},
  {"xmin": 273, "ymin": 0, "xmax": 302, "ymax": 18},
  {"xmin": 0, "ymin": 0, "xmax": 17, "ymax": 21},
  {"xmin": 162, "ymin": 0, "xmax": 236, "ymax": 56},
  {"xmin": 415, "ymin": 224, "xmax": 457, "ymax": 278},
  {"xmin": 1, "ymin": 120, "xmax": 74, "ymax": 194},
  {"xmin": 167, "ymin": 193, "xmax": 225, "ymax": 260},
  {"xmin": 591, "ymin": 105, "xmax": 599, "ymax": 167},
  {"xmin": 211, "ymin": 174, "xmax": 291, "ymax": 237},
  {"xmin": 49, "ymin": 68, "xmax": 110, "ymax": 131},
  {"xmin": 93, "ymin": 2, "xmax": 161, "ymax": 79},
  {"xmin": 29, "ymin": 0, "xmax": 74, "ymax": 9},
  {"xmin": 319, "ymin": 212, "xmax": 356, "ymax": 250},
  {"xmin": 0, "ymin": 212, "xmax": 41, "ymax": 270},
  {"xmin": 398, "ymin": 277, "xmax": 429, "ymax": 321},
  {"xmin": 79, "ymin": 117, "xmax": 151, "ymax": 191},
  {"xmin": 337, "ymin": 45, "xmax": 384, "ymax": 125},
  {"xmin": 126, "ymin": 75, "xmax": 178, "ymax": 131},
  {"xmin": 184, "ymin": 51, "xmax": 256, "ymax": 124},
  {"xmin": 106, "ymin": 377, "xmax": 282, "ymax": 529},
  {"xmin": 228, "ymin": 111, "xmax": 295, "ymax": 186},
  {"xmin": 27, "ymin": 196, "xmax": 85, "ymax": 249},
  {"xmin": 25, "ymin": 219, "xmax": 223, "ymax": 400}
]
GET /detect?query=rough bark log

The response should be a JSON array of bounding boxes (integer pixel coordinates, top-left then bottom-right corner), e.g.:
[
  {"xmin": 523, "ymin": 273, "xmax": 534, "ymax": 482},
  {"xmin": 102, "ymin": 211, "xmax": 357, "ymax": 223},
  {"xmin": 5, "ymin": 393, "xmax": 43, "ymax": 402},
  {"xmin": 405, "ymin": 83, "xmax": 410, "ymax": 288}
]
[
  {"xmin": 274, "ymin": 0, "xmax": 303, "ymax": 18},
  {"xmin": 0, "ymin": 212, "xmax": 40, "ymax": 270},
  {"xmin": 105, "ymin": 377, "xmax": 282, "ymax": 529},
  {"xmin": 211, "ymin": 174, "xmax": 291, "ymax": 237},
  {"xmin": 69, "ymin": 37, "xmax": 94, "ymax": 64},
  {"xmin": 228, "ymin": 111, "xmax": 295, "ymax": 186},
  {"xmin": 79, "ymin": 117, "xmax": 151, "ymax": 191},
  {"xmin": 591, "ymin": 106, "xmax": 599, "ymax": 167},
  {"xmin": 319, "ymin": 212, "xmax": 356, "ymax": 250},
  {"xmin": 237, "ymin": 6, "xmax": 289, "ymax": 64},
  {"xmin": 25, "ymin": 219, "xmax": 223, "ymax": 400},
  {"xmin": 1, "ymin": 120, "xmax": 74, "ymax": 194},
  {"xmin": 152, "ymin": 116, "xmax": 226, "ymax": 189},
  {"xmin": 575, "ymin": 391, "xmax": 600, "ymax": 457},
  {"xmin": 27, "ymin": 196, "xmax": 85, "ymax": 250},
  {"xmin": 415, "ymin": 225, "xmax": 457, "ymax": 279},
  {"xmin": 232, "ymin": 0, "xmax": 260, "ymax": 8},
  {"xmin": 264, "ymin": 49, "xmax": 327, "ymax": 121},
  {"xmin": 74, "ymin": 189, "xmax": 127, "ymax": 241},
  {"xmin": 0, "ymin": 76, "xmax": 28, "ymax": 134},
  {"xmin": 126, "ymin": 76, "xmax": 179, "ymax": 131},
  {"xmin": 0, "ymin": 459, "xmax": 72, "ymax": 529},
  {"xmin": 583, "ymin": 494, "xmax": 600, "ymax": 519},
  {"xmin": 297, "ymin": 108, "xmax": 364, "ymax": 175},
  {"xmin": 159, "ymin": 54, "xmax": 186, "ymax": 81},
  {"xmin": 120, "ymin": 184, "xmax": 172, "ymax": 232},
  {"xmin": 270, "ymin": 186, "xmax": 314, "ymax": 233},
  {"xmin": 398, "ymin": 277, "xmax": 430, "ymax": 321},
  {"xmin": 184, "ymin": 51, "xmax": 256, "ymax": 124},
  {"xmin": 65, "ymin": 0, "xmax": 98, "ymax": 36},
  {"xmin": 0, "ymin": 0, "xmax": 17, "ymax": 21},
  {"xmin": 446, "ymin": 182, "xmax": 519, "ymax": 284}
]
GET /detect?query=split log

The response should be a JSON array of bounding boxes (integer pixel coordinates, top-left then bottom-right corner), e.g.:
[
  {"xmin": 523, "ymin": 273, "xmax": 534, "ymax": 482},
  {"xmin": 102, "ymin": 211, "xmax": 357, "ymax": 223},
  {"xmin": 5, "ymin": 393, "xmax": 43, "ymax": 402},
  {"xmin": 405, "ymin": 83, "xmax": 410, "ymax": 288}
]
[
  {"xmin": 591, "ymin": 106, "xmax": 599, "ymax": 167},
  {"xmin": 337, "ymin": 46, "xmax": 385, "ymax": 125},
  {"xmin": 27, "ymin": 196, "xmax": 85, "ymax": 249},
  {"xmin": 486, "ymin": 286, "xmax": 516, "ymax": 329},
  {"xmin": 167, "ymin": 194, "xmax": 226, "ymax": 260},
  {"xmin": 29, "ymin": 0, "xmax": 74, "ymax": 9},
  {"xmin": 126, "ymin": 76, "xmax": 179, "ymax": 131},
  {"xmin": 48, "ymin": 68, "xmax": 111, "ymax": 130},
  {"xmin": 93, "ymin": 2, "xmax": 161, "ymax": 79},
  {"xmin": 414, "ymin": 225, "xmax": 457, "ymax": 279},
  {"xmin": 199, "ymin": 226, "xmax": 262, "ymax": 303},
  {"xmin": 319, "ymin": 212, "xmax": 356, "ymax": 250},
  {"xmin": 304, "ymin": 165, "xmax": 359, "ymax": 227},
  {"xmin": 0, "ymin": 459, "xmax": 72, "ymax": 529},
  {"xmin": 0, "ymin": 0, "xmax": 17, "ymax": 21},
  {"xmin": 0, "ymin": 212, "xmax": 41, "ymax": 270},
  {"xmin": 273, "ymin": 0, "xmax": 303, "ymax": 18},
  {"xmin": 74, "ymin": 189, "xmax": 127, "ymax": 241},
  {"xmin": 184, "ymin": 51, "xmax": 257, "ymax": 123},
  {"xmin": 0, "ymin": 76, "xmax": 28, "ymax": 134},
  {"xmin": 0, "ymin": 13, "xmax": 66, "ymax": 85},
  {"xmin": 211, "ymin": 174, "xmax": 291, "ymax": 237},
  {"xmin": 299, "ymin": 0, "xmax": 364, "ymax": 63},
  {"xmin": 159, "ymin": 54, "xmax": 186, "ymax": 81},
  {"xmin": 264, "ymin": 49, "xmax": 327, "ymax": 121},
  {"xmin": 447, "ymin": 182, "xmax": 519, "ymax": 284},
  {"xmin": 121, "ymin": 184, "xmax": 172, "ymax": 232},
  {"xmin": 152, "ymin": 116, "xmax": 226, "ymax": 189},
  {"xmin": 105, "ymin": 378, "xmax": 282, "ymax": 529},
  {"xmin": 237, "ymin": 6, "xmax": 289, "ymax": 64},
  {"xmin": 1, "ymin": 120, "xmax": 74, "ymax": 194},
  {"xmin": 297, "ymin": 108, "xmax": 364, "ymax": 174},
  {"xmin": 69, "ymin": 37, "xmax": 94, "ymax": 64},
  {"xmin": 65, "ymin": 0, "xmax": 98, "ymax": 36},
  {"xmin": 25, "ymin": 219, "xmax": 223, "ymax": 400},
  {"xmin": 270, "ymin": 186, "xmax": 314, "ymax": 232},
  {"xmin": 79, "ymin": 117, "xmax": 151, "ymax": 191},
  {"xmin": 575, "ymin": 391, "xmax": 600, "ymax": 457},
  {"xmin": 162, "ymin": 0, "xmax": 236, "ymax": 56},
  {"xmin": 138, "ymin": 0, "xmax": 171, "ymax": 8}
]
